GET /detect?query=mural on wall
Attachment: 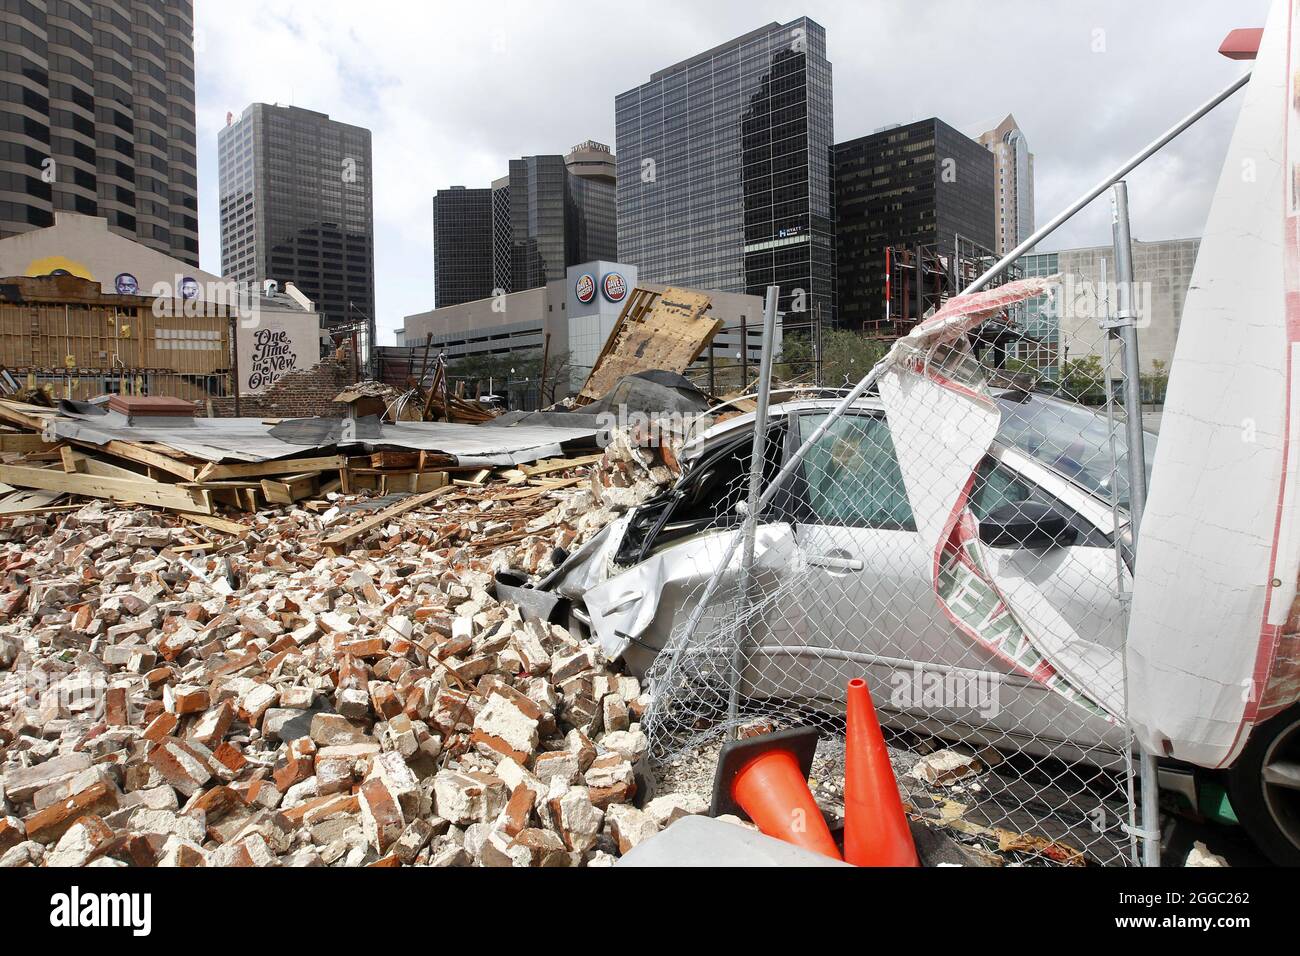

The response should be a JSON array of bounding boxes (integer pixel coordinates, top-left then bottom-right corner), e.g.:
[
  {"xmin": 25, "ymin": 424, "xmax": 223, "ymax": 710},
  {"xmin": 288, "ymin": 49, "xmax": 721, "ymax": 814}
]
[
  {"xmin": 25, "ymin": 256, "xmax": 94, "ymax": 281},
  {"xmin": 246, "ymin": 326, "xmax": 299, "ymax": 391}
]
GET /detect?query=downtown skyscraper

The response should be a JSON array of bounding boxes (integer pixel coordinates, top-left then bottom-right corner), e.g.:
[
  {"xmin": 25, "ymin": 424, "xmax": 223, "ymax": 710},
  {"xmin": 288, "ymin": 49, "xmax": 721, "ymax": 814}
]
[
  {"xmin": 431, "ymin": 141, "xmax": 617, "ymax": 308},
  {"xmin": 976, "ymin": 114, "xmax": 1035, "ymax": 256},
  {"xmin": 0, "ymin": 0, "xmax": 199, "ymax": 264},
  {"xmin": 614, "ymin": 18, "xmax": 836, "ymax": 323},
  {"xmin": 834, "ymin": 118, "xmax": 996, "ymax": 332},
  {"xmin": 218, "ymin": 103, "xmax": 375, "ymax": 334}
]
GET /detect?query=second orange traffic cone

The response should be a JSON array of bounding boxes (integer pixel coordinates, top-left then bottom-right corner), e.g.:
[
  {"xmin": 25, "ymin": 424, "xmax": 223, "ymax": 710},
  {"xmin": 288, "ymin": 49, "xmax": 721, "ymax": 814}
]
[
  {"xmin": 843, "ymin": 677, "xmax": 919, "ymax": 866},
  {"xmin": 711, "ymin": 727, "xmax": 843, "ymax": 861}
]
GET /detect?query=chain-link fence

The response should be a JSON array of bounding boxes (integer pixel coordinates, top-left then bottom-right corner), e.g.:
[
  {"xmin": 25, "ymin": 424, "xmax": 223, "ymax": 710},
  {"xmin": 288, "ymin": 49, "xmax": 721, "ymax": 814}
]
[{"xmin": 637, "ymin": 275, "xmax": 1150, "ymax": 866}]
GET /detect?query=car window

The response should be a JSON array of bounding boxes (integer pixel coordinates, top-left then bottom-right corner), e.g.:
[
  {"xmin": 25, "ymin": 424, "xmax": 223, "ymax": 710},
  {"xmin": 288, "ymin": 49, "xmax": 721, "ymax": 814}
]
[
  {"xmin": 995, "ymin": 392, "xmax": 1155, "ymax": 508},
  {"xmin": 797, "ymin": 413, "xmax": 915, "ymax": 531},
  {"xmin": 615, "ymin": 420, "xmax": 789, "ymax": 564},
  {"xmin": 795, "ymin": 413, "xmax": 1094, "ymax": 541},
  {"xmin": 968, "ymin": 459, "xmax": 1035, "ymax": 520}
]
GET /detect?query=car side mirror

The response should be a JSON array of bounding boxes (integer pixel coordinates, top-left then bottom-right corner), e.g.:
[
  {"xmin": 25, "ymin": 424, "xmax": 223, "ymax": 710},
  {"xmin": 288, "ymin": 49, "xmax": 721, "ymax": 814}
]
[{"xmin": 978, "ymin": 501, "xmax": 1078, "ymax": 549}]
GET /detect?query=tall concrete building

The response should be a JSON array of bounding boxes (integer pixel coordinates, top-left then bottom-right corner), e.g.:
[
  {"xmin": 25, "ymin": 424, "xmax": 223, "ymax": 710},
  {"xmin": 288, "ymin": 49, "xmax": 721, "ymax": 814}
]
[
  {"xmin": 976, "ymin": 114, "xmax": 1035, "ymax": 256},
  {"xmin": 1016, "ymin": 236, "xmax": 1200, "ymax": 377},
  {"xmin": 219, "ymin": 103, "xmax": 375, "ymax": 337},
  {"xmin": 0, "ymin": 0, "xmax": 199, "ymax": 264},
  {"xmin": 615, "ymin": 18, "xmax": 836, "ymax": 323},
  {"xmin": 432, "ymin": 186, "xmax": 493, "ymax": 308},
  {"xmin": 429, "ymin": 141, "xmax": 617, "ymax": 304},
  {"xmin": 834, "ymin": 118, "xmax": 995, "ymax": 333}
]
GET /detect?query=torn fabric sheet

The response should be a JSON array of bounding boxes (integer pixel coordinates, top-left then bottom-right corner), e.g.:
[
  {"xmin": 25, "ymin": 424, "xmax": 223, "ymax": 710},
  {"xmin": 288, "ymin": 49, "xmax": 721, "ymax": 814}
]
[
  {"xmin": 878, "ymin": 274, "xmax": 1122, "ymax": 719},
  {"xmin": 1127, "ymin": 0, "xmax": 1300, "ymax": 768}
]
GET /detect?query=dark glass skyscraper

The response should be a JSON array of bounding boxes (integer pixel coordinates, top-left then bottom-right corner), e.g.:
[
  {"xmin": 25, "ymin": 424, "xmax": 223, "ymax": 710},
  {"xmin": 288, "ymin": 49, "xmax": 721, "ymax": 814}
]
[
  {"xmin": 432, "ymin": 186, "xmax": 493, "ymax": 308},
  {"xmin": 834, "ymin": 118, "xmax": 996, "ymax": 331},
  {"xmin": 218, "ymin": 103, "xmax": 375, "ymax": 333},
  {"xmin": 507, "ymin": 154, "xmax": 568, "ymax": 292},
  {"xmin": 615, "ymin": 18, "xmax": 835, "ymax": 322},
  {"xmin": 0, "ymin": 0, "xmax": 199, "ymax": 263},
  {"xmin": 429, "ymin": 142, "xmax": 617, "ymax": 301}
]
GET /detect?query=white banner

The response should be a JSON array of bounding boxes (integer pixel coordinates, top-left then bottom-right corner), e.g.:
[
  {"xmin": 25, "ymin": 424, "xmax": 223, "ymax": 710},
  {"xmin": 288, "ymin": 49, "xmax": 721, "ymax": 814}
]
[{"xmin": 879, "ymin": 278, "xmax": 1122, "ymax": 719}]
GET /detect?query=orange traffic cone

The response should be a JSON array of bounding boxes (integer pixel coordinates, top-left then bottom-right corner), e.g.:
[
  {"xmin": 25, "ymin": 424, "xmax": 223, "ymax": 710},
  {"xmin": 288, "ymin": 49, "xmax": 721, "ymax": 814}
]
[
  {"xmin": 711, "ymin": 727, "xmax": 843, "ymax": 861},
  {"xmin": 843, "ymin": 677, "xmax": 919, "ymax": 867}
]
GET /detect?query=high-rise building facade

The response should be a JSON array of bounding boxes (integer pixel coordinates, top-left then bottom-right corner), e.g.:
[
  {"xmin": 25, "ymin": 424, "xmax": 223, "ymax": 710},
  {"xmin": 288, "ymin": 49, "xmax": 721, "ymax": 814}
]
[
  {"xmin": 834, "ymin": 118, "xmax": 996, "ymax": 332},
  {"xmin": 564, "ymin": 141, "xmax": 617, "ymax": 277},
  {"xmin": 507, "ymin": 154, "xmax": 569, "ymax": 292},
  {"xmin": 977, "ymin": 114, "xmax": 1034, "ymax": 256},
  {"xmin": 491, "ymin": 175, "xmax": 511, "ymax": 294},
  {"xmin": 218, "ymin": 103, "xmax": 375, "ymax": 334},
  {"xmin": 432, "ymin": 186, "xmax": 493, "ymax": 308},
  {"xmin": 428, "ymin": 141, "xmax": 617, "ymax": 302},
  {"xmin": 0, "ymin": 0, "xmax": 199, "ymax": 264},
  {"xmin": 615, "ymin": 18, "xmax": 836, "ymax": 323},
  {"xmin": 1016, "ymin": 237, "xmax": 1200, "ymax": 377}
]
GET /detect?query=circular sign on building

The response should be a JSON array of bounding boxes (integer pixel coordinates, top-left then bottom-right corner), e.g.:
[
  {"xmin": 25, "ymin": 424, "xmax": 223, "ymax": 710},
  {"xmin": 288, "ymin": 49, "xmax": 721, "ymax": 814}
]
[
  {"xmin": 575, "ymin": 273, "xmax": 596, "ymax": 304},
  {"xmin": 602, "ymin": 272, "xmax": 627, "ymax": 303}
]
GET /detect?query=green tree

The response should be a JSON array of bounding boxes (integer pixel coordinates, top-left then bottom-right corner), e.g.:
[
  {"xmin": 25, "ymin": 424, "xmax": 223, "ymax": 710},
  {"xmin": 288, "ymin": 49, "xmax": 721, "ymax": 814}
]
[
  {"xmin": 778, "ymin": 329, "xmax": 888, "ymax": 389},
  {"xmin": 443, "ymin": 349, "xmax": 574, "ymax": 408},
  {"xmin": 1140, "ymin": 358, "xmax": 1169, "ymax": 405},
  {"xmin": 1059, "ymin": 355, "xmax": 1107, "ymax": 405}
]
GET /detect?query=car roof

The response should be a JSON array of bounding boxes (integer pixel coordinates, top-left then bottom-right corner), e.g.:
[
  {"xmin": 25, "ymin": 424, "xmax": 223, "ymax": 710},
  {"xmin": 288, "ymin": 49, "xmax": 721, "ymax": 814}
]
[
  {"xmin": 681, "ymin": 396, "xmax": 883, "ymax": 462},
  {"xmin": 683, "ymin": 389, "xmax": 1114, "ymax": 460}
]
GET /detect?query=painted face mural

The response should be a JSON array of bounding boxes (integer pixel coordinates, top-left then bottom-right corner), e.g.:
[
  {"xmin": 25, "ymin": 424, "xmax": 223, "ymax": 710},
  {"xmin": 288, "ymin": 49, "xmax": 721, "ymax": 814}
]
[{"xmin": 115, "ymin": 273, "xmax": 139, "ymax": 295}]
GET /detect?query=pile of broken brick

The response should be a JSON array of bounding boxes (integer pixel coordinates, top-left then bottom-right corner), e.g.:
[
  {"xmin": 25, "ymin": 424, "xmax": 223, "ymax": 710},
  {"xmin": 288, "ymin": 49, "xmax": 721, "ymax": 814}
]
[{"xmin": 0, "ymin": 426, "xmax": 707, "ymax": 867}]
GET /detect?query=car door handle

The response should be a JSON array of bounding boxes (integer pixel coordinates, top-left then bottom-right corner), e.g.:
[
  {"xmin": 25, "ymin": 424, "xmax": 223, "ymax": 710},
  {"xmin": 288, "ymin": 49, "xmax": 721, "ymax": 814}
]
[{"xmin": 807, "ymin": 551, "xmax": 864, "ymax": 572}]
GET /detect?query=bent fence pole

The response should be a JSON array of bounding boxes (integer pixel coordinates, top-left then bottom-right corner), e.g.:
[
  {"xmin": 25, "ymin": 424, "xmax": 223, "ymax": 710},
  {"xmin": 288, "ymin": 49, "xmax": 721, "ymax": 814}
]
[
  {"xmin": 726, "ymin": 287, "xmax": 781, "ymax": 732},
  {"xmin": 1111, "ymin": 181, "xmax": 1162, "ymax": 867}
]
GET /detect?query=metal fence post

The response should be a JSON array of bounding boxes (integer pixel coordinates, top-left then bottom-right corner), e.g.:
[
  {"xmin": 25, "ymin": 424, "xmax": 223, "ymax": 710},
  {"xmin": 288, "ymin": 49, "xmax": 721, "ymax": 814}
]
[
  {"xmin": 1111, "ymin": 180, "xmax": 1160, "ymax": 867},
  {"xmin": 727, "ymin": 286, "xmax": 781, "ymax": 731}
]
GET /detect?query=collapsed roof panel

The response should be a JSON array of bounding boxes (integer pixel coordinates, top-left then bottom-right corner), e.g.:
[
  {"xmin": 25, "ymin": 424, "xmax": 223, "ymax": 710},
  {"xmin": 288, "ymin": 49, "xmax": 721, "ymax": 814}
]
[{"xmin": 45, "ymin": 408, "xmax": 600, "ymax": 467}]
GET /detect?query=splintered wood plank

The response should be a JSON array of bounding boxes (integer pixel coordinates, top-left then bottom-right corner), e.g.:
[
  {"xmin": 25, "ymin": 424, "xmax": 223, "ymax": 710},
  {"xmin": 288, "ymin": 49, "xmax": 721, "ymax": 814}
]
[
  {"xmin": 521, "ymin": 454, "xmax": 603, "ymax": 477},
  {"xmin": 78, "ymin": 440, "xmax": 201, "ymax": 482},
  {"xmin": 379, "ymin": 471, "xmax": 447, "ymax": 496},
  {"xmin": 369, "ymin": 451, "xmax": 422, "ymax": 470},
  {"xmin": 0, "ymin": 433, "xmax": 58, "ymax": 454},
  {"xmin": 0, "ymin": 489, "xmax": 66, "ymax": 514},
  {"xmin": 198, "ymin": 455, "xmax": 349, "ymax": 482},
  {"xmin": 61, "ymin": 447, "xmax": 146, "ymax": 481},
  {"xmin": 0, "ymin": 463, "xmax": 213, "ymax": 514},
  {"xmin": 577, "ymin": 286, "xmax": 723, "ymax": 403},
  {"xmin": 322, "ymin": 485, "xmax": 455, "ymax": 554},
  {"xmin": 260, "ymin": 472, "xmax": 321, "ymax": 505},
  {"xmin": 184, "ymin": 513, "xmax": 249, "ymax": 536}
]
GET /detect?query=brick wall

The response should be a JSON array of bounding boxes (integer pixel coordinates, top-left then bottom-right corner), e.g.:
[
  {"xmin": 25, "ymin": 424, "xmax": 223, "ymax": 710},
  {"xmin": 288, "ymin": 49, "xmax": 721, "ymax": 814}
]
[{"xmin": 202, "ymin": 359, "xmax": 359, "ymax": 419}]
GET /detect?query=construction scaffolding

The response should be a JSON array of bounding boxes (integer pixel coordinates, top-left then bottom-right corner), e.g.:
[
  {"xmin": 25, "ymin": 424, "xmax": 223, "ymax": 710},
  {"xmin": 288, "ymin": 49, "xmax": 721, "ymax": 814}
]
[{"xmin": 873, "ymin": 235, "xmax": 1023, "ymax": 354}]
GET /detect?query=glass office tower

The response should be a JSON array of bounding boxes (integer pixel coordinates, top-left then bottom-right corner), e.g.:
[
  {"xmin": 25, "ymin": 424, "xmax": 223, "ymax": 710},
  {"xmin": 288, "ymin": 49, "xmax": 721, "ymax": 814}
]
[
  {"xmin": 432, "ymin": 186, "xmax": 494, "ymax": 308},
  {"xmin": 219, "ymin": 103, "xmax": 375, "ymax": 333},
  {"xmin": 615, "ymin": 18, "xmax": 835, "ymax": 323},
  {"xmin": 834, "ymin": 118, "xmax": 996, "ymax": 331},
  {"xmin": 0, "ymin": 0, "xmax": 199, "ymax": 264}
]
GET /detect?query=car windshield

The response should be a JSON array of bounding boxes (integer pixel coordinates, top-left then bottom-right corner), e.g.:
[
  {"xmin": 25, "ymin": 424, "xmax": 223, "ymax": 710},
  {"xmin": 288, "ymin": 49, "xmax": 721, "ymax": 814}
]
[{"xmin": 994, "ymin": 392, "xmax": 1156, "ymax": 508}]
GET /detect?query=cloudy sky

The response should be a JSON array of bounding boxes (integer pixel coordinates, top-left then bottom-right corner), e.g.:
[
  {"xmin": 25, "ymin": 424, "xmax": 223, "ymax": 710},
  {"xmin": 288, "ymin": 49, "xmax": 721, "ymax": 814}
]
[{"xmin": 192, "ymin": 0, "xmax": 1270, "ymax": 343}]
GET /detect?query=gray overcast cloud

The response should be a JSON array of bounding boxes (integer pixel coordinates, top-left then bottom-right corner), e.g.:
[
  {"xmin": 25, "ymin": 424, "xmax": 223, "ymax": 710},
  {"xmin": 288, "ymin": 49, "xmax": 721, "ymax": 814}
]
[{"xmin": 193, "ymin": 0, "xmax": 1269, "ymax": 343}]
